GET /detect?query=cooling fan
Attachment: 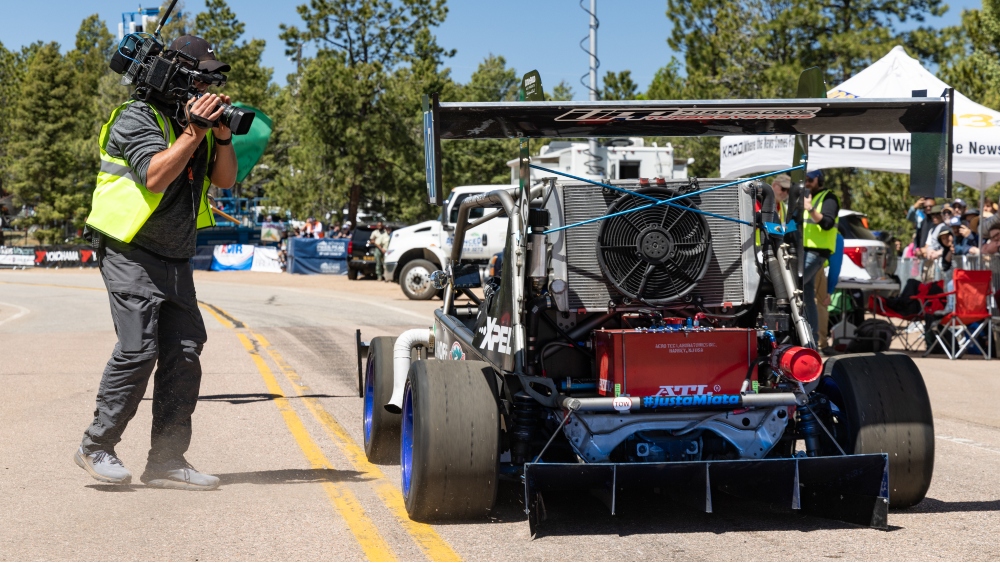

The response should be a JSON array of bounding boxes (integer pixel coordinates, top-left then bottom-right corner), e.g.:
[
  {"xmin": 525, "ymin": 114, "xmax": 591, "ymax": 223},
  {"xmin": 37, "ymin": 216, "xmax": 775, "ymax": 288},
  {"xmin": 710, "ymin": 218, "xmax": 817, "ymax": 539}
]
[{"xmin": 596, "ymin": 188, "xmax": 712, "ymax": 305}]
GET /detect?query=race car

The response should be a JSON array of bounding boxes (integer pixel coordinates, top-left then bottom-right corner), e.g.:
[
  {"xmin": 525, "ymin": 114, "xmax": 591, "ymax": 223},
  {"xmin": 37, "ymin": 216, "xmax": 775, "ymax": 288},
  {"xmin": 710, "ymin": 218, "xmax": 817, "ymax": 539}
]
[{"xmin": 358, "ymin": 77, "xmax": 950, "ymax": 532}]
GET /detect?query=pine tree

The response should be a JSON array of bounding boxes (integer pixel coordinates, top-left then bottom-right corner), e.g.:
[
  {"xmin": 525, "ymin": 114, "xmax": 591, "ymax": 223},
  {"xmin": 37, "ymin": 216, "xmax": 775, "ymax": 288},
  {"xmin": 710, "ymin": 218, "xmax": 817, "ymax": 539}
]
[
  {"xmin": 7, "ymin": 43, "xmax": 90, "ymax": 244},
  {"xmin": 193, "ymin": 0, "xmax": 276, "ymax": 110}
]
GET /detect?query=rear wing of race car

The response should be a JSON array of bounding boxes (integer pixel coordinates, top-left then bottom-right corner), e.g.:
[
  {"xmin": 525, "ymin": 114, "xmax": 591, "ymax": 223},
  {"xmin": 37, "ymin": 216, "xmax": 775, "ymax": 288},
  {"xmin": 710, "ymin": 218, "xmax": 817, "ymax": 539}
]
[{"xmin": 421, "ymin": 92, "xmax": 954, "ymax": 204}]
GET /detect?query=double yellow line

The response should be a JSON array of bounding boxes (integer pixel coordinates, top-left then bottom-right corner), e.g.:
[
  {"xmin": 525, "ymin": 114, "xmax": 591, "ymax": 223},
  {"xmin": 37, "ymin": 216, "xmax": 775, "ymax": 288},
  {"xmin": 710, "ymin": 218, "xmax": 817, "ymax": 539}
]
[{"xmin": 201, "ymin": 303, "xmax": 460, "ymax": 562}]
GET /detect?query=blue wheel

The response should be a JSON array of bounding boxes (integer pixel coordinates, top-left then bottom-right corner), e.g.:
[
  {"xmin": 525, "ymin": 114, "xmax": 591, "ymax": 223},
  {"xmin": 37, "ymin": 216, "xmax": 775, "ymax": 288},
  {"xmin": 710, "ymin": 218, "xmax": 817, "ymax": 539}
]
[
  {"xmin": 362, "ymin": 336, "xmax": 400, "ymax": 464},
  {"xmin": 401, "ymin": 382, "xmax": 414, "ymax": 499},
  {"xmin": 402, "ymin": 359, "xmax": 499, "ymax": 521}
]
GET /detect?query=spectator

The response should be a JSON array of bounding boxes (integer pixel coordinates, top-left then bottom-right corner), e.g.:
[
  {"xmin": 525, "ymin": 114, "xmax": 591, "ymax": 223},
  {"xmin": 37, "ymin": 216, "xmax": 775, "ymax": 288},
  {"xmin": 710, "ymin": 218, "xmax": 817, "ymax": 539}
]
[
  {"xmin": 801, "ymin": 170, "xmax": 839, "ymax": 345},
  {"xmin": 938, "ymin": 229, "xmax": 955, "ymax": 272},
  {"xmin": 983, "ymin": 197, "xmax": 998, "ymax": 219},
  {"xmin": 328, "ymin": 224, "xmax": 341, "ymax": 239},
  {"xmin": 982, "ymin": 223, "xmax": 1000, "ymax": 255},
  {"xmin": 340, "ymin": 220, "xmax": 353, "ymax": 238},
  {"xmin": 949, "ymin": 217, "xmax": 979, "ymax": 256},
  {"xmin": 921, "ymin": 205, "xmax": 946, "ymax": 258},
  {"xmin": 304, "ymin": 216, "xmax": 324, "ymax": 238},
  {"xmin": 951, "ymin": 198, "xmax": 967, "ymax": 216},
  {"xmin": 369, "ymin": 221, "xmax": 390, "ymax": 281},
  {"xmin": 906, "ymin": 196, "xmax": 933, "ymax": 234},
  {"xmin": 911, "ymin": 197, "xmax": 935, "ymax": 254}
]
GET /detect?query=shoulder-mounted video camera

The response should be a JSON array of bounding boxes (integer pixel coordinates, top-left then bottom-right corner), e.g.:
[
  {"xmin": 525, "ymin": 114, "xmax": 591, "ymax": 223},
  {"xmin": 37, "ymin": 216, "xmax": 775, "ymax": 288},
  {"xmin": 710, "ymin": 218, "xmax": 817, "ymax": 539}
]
[{"xmin": 108, "ymin": 0, "xmax": 254, "ymax": 135}]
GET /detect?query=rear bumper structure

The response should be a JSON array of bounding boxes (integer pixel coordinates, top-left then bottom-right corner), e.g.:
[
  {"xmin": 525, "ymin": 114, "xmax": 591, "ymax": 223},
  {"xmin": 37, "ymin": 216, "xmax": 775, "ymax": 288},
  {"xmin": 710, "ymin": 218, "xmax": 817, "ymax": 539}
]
[{"xmin": 524, "ymin": 453, "xmax": 889, "ymax": 535}]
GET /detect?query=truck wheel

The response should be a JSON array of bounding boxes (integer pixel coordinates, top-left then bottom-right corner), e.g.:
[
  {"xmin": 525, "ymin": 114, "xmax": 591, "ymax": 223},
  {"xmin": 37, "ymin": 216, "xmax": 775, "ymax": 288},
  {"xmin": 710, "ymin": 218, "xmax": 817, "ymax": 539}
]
[
  {"xmin": 401, "ymin": 360, "xmax": 499, "ymax": 521},
  {"xmin": 399, "ymin": 259, "xmax": 437, "ymax": 300},
  {"xmin": 363, "ymin": 336, "xmax": 400, "ymax": 464},
  {"xmin": 817, "ymin": 353, "xmax": 934, "ymax": 508},
  {"xmin": 348, "ymin": 266, "xmax": 359, "ymax": 280}
]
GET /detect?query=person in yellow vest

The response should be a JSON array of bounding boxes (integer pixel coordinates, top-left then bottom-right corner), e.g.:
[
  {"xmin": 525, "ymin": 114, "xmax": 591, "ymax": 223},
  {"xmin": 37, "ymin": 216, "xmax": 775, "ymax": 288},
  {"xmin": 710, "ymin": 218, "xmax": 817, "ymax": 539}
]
[
  {"xmin": 801, "ymin": 170, "xmax": 840, "ymax": 345},
  {"xmin": 75, "ymin": 36, "xmax": 237, "ymax": 490}
]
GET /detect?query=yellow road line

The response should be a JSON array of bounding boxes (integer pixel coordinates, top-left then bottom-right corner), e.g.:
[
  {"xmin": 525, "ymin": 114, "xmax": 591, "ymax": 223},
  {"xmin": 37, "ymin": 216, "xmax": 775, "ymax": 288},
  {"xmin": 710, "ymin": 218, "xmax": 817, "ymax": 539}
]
[
  {"xmin": 254, "ymin": 332, "xmax": 461, "ymax": 562},
  {"xmin": 236, "ymin": 333, "xmax": 397, "ymax": 562},
  {"xmin": 198, "ymin": 303, "xmax": 235, "ymax": 329}
]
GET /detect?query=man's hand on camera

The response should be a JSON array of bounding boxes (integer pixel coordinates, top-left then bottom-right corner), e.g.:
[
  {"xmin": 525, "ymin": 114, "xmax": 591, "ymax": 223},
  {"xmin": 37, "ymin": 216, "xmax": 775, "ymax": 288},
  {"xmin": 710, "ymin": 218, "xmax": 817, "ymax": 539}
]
[
  {"xmin": 186, "ymin": 94, "xmax": 225, "ymax": 135},
  {"xmin": 211, "ymin": 93, "xmax": 233, "ymax": 141}
]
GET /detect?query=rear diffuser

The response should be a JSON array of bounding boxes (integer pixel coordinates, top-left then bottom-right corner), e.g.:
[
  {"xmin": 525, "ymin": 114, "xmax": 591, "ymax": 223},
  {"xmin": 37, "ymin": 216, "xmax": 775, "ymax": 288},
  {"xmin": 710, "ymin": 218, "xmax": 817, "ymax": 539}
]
[{"xmin": 523, "ymin": 454, "xmax": 889, "ymax": 535}]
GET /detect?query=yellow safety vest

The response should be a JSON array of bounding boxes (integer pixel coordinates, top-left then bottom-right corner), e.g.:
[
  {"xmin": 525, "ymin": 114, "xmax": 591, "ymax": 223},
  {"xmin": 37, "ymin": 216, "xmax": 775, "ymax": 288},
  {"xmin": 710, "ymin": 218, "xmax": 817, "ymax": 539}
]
[
  {"xmin": 87, "ymin": 100, "xmax": 216, "ymax": 243},
  {"xmin": 803, "ymin": 189, "xmax": 838, "ymax": 252}
]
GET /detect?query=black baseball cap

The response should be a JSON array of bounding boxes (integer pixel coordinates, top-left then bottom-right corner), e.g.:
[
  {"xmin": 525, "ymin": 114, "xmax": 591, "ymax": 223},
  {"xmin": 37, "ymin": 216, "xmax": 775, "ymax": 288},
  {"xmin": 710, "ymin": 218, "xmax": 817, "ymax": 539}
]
[{"xmin": 169, "ymin": 35, "xmax": 231, "ymax": 73}]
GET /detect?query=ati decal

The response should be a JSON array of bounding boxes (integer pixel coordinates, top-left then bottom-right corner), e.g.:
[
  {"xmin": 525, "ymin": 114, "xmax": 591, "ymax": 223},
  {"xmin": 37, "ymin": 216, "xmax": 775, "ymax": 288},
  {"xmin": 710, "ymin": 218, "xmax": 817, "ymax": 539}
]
[
  {"xmin": 655, "ymin": 385, "xmax": 714, "ymax": 397},
  {"xmin": 450, "ymin": 341, "xmax": 466, "ymax": 361},
  {"xmin": 478, "ymin": 316, "xmax": 512, "ymax": 354},
  {"xmin": 643, "ymin": 395, "xmax": 741, "ymax": 408},
  {"xmin": 554, "ymin": 107, "xmax": 820, "ymax": 123}
]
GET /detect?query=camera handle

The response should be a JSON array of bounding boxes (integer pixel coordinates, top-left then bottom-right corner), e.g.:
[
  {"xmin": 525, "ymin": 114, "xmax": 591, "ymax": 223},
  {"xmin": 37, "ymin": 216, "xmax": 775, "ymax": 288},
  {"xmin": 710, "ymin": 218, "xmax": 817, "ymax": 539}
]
[{"xmin": 154, "ymin": 0, "xmax": 180, "ymax": 38}]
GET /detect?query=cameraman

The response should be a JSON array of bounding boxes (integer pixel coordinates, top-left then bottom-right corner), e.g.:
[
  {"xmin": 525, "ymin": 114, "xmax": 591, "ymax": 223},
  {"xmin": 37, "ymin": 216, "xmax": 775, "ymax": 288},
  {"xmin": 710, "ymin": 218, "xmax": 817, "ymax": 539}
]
[{"xmin": 76, "ymin": 36, "xmax": 236, "ymax": 490}]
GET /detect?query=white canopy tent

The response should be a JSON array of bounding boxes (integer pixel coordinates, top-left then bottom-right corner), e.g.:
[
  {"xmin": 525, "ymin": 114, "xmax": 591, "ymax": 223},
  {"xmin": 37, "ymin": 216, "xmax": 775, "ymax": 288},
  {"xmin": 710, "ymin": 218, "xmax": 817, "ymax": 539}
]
[{"xmin": 719, "ymin": 46, "xmax": 1000, "ymax": 192}]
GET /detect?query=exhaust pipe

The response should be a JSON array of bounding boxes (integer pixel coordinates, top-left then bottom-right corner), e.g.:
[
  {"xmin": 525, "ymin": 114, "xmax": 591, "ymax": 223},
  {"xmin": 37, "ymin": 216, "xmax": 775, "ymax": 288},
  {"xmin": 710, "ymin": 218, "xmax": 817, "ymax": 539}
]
[{"xmin": 386, "ymin": 328, "xmax": 431, "ymax": 413}]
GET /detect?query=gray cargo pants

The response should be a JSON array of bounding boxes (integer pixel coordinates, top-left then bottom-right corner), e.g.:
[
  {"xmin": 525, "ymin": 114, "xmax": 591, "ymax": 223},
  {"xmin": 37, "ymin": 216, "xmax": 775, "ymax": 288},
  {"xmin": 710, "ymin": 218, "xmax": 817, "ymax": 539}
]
[{"xmin": 81, "ymin": 239, "xmax": 208, "ymax": 464}]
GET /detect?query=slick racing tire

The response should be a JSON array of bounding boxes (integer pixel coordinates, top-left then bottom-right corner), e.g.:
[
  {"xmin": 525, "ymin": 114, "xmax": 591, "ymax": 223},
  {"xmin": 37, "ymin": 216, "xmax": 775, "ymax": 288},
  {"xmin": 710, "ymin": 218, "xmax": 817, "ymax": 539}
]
[
  {"xmin": 818, "ymin": 353, "xmax": 934, "ymax": 508},
  {"xmin": 399, "ymin": 259, "xmax": 437, "ymax": 300},
  {"xmin": 401, "ymin": 360, "xmax": 500, "ymax": 521},
  {"xmin": 363, "ymin": 336, "xmax": 401, "ymax": 464}
]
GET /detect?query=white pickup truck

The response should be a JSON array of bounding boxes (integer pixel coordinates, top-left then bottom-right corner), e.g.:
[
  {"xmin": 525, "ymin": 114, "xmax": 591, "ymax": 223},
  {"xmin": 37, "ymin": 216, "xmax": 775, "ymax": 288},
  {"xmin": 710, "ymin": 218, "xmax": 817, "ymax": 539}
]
[
  {"xmin": 386, "ymin": 139, "xmax": 689, "ymax": 299},
  {"xmin": 384, "ymin": 185, "xmax": 509, "ymax": 299}
]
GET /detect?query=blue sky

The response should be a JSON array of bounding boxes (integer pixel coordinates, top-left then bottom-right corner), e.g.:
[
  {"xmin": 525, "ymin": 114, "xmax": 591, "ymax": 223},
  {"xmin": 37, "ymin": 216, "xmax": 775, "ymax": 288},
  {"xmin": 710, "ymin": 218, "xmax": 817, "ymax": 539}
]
[{"xmin": 0, "ymin": 0, "xmax": 982, "ymax": 99}]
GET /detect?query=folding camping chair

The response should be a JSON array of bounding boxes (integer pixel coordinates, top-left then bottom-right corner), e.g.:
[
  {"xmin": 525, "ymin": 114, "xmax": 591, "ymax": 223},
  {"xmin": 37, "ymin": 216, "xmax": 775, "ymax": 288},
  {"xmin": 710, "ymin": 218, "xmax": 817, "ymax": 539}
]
[
  {"xmin": 868, "ymin": 280, "xmax": 944, "ymax": 352},
  {"xmin": 919, "ymin": 270, "xmax": 995, "ymax": 360}
]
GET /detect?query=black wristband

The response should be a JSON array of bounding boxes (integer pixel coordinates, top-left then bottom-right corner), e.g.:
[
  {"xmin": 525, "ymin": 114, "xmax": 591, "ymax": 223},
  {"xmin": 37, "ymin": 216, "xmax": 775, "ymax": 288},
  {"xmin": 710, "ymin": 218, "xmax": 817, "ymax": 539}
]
[{"xmin": 216, "ymin": 136, "xmax": 232, "ymax": 146}]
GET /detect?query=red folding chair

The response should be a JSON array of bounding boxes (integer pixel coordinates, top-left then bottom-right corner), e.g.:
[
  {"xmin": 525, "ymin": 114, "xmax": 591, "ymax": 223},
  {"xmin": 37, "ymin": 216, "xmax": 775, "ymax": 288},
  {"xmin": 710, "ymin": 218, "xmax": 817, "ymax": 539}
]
[
  {"xmin": 868, "ymin": 281, "xmax": 944, "ymax": 351},
  {"xmin": 920, "ymin": 270, "xmax": 995, "ymax": 360}
]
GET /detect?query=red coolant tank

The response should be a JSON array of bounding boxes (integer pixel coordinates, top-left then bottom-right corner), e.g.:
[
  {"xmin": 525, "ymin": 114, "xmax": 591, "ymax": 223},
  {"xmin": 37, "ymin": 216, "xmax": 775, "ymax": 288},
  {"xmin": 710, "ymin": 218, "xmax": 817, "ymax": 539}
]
[{"xmin": 594, "ymin": 328, "xmax": 754, "ymax": 398}]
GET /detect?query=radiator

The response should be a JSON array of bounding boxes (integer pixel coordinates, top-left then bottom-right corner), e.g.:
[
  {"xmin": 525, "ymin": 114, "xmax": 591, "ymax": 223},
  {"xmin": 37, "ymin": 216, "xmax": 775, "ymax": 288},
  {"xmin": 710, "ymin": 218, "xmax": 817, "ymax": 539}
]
[{"xmin": 546, "ymin": 179, "xmax": 759, "ymax": 312}]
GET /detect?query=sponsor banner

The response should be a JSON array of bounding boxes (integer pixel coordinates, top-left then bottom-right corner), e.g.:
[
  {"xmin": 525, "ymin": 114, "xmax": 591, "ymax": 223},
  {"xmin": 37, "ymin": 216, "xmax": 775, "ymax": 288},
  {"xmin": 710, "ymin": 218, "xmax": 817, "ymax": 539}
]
[
  {"xmin": 0, "ymin": 246, "xmax": 36, "ymax": 267},
  {"xmin": 211, "ymin": 244, "xmax": 255, "ymax": 271},
  {"xmin": 287, "ymin": 237, "xmax": 348, "ymax": 259},
  {"xmin": 287, "ymin": 256, "xmax": 348, "ymax": 275},
  {"xmin": 719, "ymin": 47, "xmax": 1000, "ymax": 190},
  {"xmin": 250, "ymin": 246, "xmax": 283, "ymax": 273},
  {"xmin": 29, "ymin": 246, "xmax": 97, "ymax": 268},
  {"xmin": 260, "ymin": 222, "xmax": 284, "ymax": 243}
]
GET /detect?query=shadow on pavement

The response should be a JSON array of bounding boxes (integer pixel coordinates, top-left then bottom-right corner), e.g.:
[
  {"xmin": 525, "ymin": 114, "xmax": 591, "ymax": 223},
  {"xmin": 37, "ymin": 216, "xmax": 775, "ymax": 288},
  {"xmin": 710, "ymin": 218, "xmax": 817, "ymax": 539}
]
[
  {"xmin": 902, "ymin": 497, "xmax": 1000, "ymax": 513},
  {"xmin": 85, "ymin": 484, "xmax": 135, "ymax": 493},
  {"xmin": 217, "ymin": 468, "xmax": 366, "ymax": 486},
  {"xmin": 139, "ymin": 393, "xmax": 348, "ymax": 405}
]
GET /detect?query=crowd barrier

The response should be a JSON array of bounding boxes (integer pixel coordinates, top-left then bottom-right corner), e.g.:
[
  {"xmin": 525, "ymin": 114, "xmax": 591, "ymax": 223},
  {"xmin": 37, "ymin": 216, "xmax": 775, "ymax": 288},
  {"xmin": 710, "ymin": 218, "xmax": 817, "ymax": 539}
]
[
  {"xmin": 286, "ymin": 238, "xmax": 348, "ymax": 275},
  {"xmin": 0, "ymin": 245, "xmax": 97, "ymax": 268},
  {"xmin": 895, "ymin": 255, "xmax": 1000, "ymax": 294}
]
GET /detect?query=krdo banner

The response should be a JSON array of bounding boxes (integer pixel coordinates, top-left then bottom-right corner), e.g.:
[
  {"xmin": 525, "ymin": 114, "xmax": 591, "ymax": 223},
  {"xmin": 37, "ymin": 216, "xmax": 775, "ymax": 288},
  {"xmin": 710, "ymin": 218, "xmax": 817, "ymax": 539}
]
[{"xmin": 211, "ymin": 244, "xmax": 255, "ymax": 271}]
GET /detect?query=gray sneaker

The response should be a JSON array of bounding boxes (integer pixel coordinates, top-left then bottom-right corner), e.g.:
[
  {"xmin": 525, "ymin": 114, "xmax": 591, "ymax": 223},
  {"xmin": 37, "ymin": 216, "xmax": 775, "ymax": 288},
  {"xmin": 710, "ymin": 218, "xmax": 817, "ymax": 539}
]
[
  {"xmin": 74, "ymin": 447, "xmax": 132, "ymax": 485},
  {"xmin": 141, "ymin": 458, "xmax": 220, "ymax": 491}
]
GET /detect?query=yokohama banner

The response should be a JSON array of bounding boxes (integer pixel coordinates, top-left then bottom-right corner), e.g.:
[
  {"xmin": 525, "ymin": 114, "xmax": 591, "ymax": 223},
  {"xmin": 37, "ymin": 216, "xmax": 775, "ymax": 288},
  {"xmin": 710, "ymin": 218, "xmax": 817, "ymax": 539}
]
[{"xmin": 32, "ymin": 246, "xmax": 97, "ymax": 267}]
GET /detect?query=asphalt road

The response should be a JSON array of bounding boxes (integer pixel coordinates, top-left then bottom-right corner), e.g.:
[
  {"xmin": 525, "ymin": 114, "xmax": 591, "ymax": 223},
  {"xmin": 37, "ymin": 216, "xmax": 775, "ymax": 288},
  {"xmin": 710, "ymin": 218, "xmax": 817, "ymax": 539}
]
[{"xmin": 1, "ymin": 268, "xmax": 999, "ymax": 561}]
